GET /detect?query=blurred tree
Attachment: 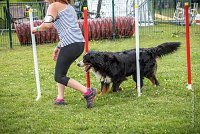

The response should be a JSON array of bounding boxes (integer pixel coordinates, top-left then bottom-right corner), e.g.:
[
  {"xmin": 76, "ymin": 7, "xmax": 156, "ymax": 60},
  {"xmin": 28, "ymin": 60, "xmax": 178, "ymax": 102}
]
[{"xmin": 96, "ymin": 0, "xmax": 102, "ymax": 18}]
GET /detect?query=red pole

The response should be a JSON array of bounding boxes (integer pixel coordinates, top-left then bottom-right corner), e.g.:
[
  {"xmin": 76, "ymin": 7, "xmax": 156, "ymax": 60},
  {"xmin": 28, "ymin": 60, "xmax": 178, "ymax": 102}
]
[
  {"xmin": 184, "ymin": 2, "xmax": 192, "ymax": 90},
  {"xmin": 83, "ymin": 7, "xmax": 90, "ymax": 88}
]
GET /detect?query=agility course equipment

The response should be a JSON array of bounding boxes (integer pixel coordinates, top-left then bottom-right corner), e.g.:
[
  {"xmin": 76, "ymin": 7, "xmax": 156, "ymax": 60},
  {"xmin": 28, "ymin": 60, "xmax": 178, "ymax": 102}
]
[
  {"xmin": 173, "ymin": 2, "xmax": 185, "ymax": 21},
  {"xmin": 134, "ymin": 1, "xmax": 141, "ymax": 97},
  {"xmin": 195, "ymin": 14, "xmax": 200, "ymax": 25},
  {"xmin": 29, "ymin": 8, "xmax": 41, "ymax": 101},
  {"xmin": 15, "ymin": 17, "xmax": 135, "ymax": 45},
  {"xmin": 83, "ymin": 7, "xmax": 90, "ymax": 88},
  {"xmin": 184, "ymin": 3, "xmax": 195, "ymax": 128},
  {"xmin": 184, "ymin": 2, "xmax": 192, "ymax": 90},
  {"xmin": 127, "ymin": 0, "xmax": 154, "ymax": 26},
  {"xmin": 15, "ymin": 21, "xmax": 59, "ymax": 45},
  {"xmin": 173, "ymin": 2, "xmax": 188, "ymax": 25},
  {"xmin": 173, "ymin": 2, "xmax": 199, "ymax": 25}
]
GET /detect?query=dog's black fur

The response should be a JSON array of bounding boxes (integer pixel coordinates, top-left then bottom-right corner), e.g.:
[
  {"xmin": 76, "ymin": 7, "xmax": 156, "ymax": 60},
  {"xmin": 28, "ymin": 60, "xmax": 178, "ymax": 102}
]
[{"xmin": 78, "ymin": 42, "xmax": 180, "ymax": 93}]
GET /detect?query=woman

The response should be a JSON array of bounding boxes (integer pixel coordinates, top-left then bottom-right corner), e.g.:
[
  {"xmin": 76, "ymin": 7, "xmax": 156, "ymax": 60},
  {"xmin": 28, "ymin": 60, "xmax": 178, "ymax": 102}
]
[{"xmin": 32, "ymin": 0, "xmax": 96, "ymax": 108}]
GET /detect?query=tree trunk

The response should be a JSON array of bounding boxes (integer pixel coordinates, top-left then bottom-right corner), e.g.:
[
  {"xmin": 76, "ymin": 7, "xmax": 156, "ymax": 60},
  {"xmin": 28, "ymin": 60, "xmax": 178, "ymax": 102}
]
[{"xmin": 96, "ymin": 0, "xmax": 102, "ymax": 18}]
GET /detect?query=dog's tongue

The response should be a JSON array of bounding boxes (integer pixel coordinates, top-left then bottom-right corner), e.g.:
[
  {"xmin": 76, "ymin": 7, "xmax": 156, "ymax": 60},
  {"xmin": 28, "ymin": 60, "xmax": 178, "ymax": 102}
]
[{"xmin": 85, "ymin": 65, "xmax": 91, "ymax": 72}]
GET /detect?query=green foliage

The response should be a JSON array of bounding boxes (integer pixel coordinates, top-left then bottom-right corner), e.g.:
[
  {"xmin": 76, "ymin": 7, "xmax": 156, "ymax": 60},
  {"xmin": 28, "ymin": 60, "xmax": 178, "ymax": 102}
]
[
  {"xmin": 0, "ymin": 32, "xmax": 200, "ymax": 133},
  {"xmin": 0, "ymin": 18, "xmax": 6, "ymax": 29}
]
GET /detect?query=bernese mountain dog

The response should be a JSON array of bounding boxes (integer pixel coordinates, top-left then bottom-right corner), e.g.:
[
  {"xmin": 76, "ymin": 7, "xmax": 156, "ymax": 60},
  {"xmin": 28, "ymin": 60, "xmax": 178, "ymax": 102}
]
[{"xmin": 77, "ymin": 42, "xmax": 180, "ymax": 95}]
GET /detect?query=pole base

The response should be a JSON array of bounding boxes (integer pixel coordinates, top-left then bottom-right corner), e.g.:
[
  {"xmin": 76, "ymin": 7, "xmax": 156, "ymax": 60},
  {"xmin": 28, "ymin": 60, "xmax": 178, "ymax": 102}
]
[
  {"xmin": 137, "ymin": 86, "xmax": 141, "ymax": 97},
  {"xmin": 36, "ymin": 94, "xmax": 41, "ymax": 101},
  {"xmin": 187, "ymin": 84, "xmax": 192, "ymax": 90}
]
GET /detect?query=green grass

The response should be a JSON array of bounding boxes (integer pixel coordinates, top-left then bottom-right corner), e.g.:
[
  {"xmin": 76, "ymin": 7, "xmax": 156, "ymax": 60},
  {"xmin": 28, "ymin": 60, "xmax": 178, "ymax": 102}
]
[{"xmin": 0, "ymin": 32, "xmax": 200, "ymax": 134}]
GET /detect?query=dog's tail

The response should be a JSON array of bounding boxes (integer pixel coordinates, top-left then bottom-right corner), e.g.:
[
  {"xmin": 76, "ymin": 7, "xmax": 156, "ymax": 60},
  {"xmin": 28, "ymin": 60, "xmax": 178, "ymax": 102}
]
[{"xmin": 150, "ymin": 42, "xmax": 181, "ymax": 57}]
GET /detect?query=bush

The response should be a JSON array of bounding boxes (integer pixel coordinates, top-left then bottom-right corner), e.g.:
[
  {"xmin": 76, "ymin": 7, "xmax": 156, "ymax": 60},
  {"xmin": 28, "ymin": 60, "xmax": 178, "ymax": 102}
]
[{"xmin": 0, "ymin": 18, "xmax": 6, "ymax": 29}]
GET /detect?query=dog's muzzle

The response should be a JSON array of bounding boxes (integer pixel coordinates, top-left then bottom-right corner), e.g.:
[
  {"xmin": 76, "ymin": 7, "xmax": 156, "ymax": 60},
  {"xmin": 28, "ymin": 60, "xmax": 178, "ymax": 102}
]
[
  {"xmin": 77, "ymin": 60, "xmax": 84, "ymax": 67},
  {"xmin": 77, "ymin": 60, "xmax": 92, "ymax": 72}
]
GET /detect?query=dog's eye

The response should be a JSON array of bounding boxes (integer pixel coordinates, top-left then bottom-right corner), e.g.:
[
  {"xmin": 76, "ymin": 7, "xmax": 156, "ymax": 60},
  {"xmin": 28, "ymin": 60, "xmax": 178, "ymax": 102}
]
[{"xmin": 91, "ymin": 55, "xmax": 95, "ymax": 59}]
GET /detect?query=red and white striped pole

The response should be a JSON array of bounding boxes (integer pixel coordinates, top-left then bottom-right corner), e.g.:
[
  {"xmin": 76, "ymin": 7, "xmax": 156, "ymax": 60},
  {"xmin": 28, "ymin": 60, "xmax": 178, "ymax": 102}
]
[
  {"xmin": 184, "ymin": 2, "xmax": 192, "ymax": 90},
  {"xmin": 83, "ymin": 7, "xmax": 90, "ymax": 88}
]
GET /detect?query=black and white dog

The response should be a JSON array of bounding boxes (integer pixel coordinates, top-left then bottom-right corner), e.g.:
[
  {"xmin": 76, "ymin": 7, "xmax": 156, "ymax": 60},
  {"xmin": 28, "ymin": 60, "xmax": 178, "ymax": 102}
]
[{"xmin": 77, "ymin": 42, "xmax": 180, "ymax": 95}]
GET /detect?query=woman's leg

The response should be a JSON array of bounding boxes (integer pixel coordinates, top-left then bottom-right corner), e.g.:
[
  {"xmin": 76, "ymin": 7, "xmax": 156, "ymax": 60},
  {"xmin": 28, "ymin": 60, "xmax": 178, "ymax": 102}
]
[
  {"xmin": 57, "ymin": 78, "xmax": 87, "ymax": 99},
  {"xmin": 57, "ymin": 83, "xmax": 65, "ymax": 99},
  {"xmin": 55, "ymin": 42, "xmax": 86, "ymax": 98},
  {"xmin": 67, "ymin": 78, "xmax": 87, "ymax": 93},
  {"xmin": 54, "ymin": 42, "xmax": 96, "ymax": 108},
  {"xmin": 57, "ymin": 78, "xmax": 96, "ymax": 108}
]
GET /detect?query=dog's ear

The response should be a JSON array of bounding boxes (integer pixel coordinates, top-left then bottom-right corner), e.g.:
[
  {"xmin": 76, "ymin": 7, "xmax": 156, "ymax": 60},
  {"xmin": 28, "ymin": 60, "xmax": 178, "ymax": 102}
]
[{"xmin": 87, "ymin": 52, "xmax": 95, "ymax": 59}]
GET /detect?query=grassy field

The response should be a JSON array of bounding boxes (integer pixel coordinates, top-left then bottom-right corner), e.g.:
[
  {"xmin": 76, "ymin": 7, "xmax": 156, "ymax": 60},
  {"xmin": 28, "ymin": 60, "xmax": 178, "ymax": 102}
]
[{"xmin": 0, "ymin": 31, "xmax": 200, "ymax": 134}]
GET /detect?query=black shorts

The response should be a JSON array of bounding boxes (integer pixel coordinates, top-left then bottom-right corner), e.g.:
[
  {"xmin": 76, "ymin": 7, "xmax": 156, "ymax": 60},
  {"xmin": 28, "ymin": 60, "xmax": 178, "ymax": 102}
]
[{"xmin": 54, "ymin": 42, "xmax": 84, "ymax": 86}]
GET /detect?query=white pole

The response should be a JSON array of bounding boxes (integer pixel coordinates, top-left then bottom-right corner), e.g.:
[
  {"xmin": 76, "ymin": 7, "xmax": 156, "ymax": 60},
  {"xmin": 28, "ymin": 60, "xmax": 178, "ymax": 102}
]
[
  {"xmin": 135, "ymin": 0, "xmax": 141, "ymax": 97},
  {"xmin": 29, "ymin": 9, "xmax": 41, "ymax": 101}
]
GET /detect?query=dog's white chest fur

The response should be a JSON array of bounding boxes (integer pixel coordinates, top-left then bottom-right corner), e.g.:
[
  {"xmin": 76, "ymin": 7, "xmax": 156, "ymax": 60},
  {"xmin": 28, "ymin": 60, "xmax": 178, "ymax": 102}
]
[
  {"xmin": 92, "ymin": 70, "xmax": 111, "ymax": 83},
  {"xmin": 77, "ymin": 60, "xmax": 111, "ymax": 83}
]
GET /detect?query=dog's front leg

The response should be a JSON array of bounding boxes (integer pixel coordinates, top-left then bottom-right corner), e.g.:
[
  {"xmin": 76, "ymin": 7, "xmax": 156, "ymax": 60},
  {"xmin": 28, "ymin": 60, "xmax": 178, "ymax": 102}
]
[
  {"xmin": 100, "ymin": 81, "xmax": 104, "ymax": 91},
  {"xmin": 112, "ymin": 82, "xmax": 122, "ymax": 92},
  {"xmin": 99, "ymin": 82, "xmax": 110, "ymax": 96}
]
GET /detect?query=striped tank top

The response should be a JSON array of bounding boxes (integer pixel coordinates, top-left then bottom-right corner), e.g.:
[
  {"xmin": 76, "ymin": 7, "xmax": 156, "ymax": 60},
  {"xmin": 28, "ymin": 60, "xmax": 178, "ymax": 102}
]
[{"xmin": 53, "ymin": 4, "xmax": 85, "ymax": 47}]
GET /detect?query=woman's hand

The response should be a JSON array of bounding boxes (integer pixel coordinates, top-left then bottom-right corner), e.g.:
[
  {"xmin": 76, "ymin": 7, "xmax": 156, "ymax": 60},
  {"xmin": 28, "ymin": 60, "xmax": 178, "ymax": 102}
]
[
  {"xmin": 32, "ymin": 27, "xmax": 38, "ymax": 34},
  {"xmin": 52, "ymin": 47, "xmax": 60, "ymax": 61}
]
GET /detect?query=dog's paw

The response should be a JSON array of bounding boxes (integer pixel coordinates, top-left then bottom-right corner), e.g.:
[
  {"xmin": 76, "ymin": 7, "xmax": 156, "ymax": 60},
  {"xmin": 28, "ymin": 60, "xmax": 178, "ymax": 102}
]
[
  {"xmin": 98, "ymin": 92, "xmax": 105, "ymax": 96},
  {"xmin": 112, "ymin": 88, "xmax": 122, "ymax": 92},
  {"xmin": 96, "ymin": 88, "xmax": 100, "ymax": 94}
]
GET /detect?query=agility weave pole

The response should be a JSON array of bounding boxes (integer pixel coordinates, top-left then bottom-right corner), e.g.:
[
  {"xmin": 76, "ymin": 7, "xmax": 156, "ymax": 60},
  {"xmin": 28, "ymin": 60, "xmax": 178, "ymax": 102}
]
[
  {"xmin": 185, "ymin": 2, "xmax": 195, "ymax": 129},
  {"xmin": 83, "ymin": 7, "xmax": 90, "ymax": 88},
  {"xmin": 29, "ymin": 8, "xmax": 41, "ymax": 101},
  {"xmin": 184, "ymin": 2, "xmax": 192, "ymax": 90},
  {"xmin": 135, "ymin": 1, "xmax": 141, "ymax": 97}
]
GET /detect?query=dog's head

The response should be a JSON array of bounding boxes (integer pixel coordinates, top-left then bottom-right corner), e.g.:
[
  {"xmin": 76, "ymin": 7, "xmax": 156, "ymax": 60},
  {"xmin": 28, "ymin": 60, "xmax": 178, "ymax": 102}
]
[
  {"xmin": 77, "ymin": 52, "xmax": 97, "ymax": 72},
  {"xmin": 77, "ymin": 51, "xmax": 106, "ymax": 72}
]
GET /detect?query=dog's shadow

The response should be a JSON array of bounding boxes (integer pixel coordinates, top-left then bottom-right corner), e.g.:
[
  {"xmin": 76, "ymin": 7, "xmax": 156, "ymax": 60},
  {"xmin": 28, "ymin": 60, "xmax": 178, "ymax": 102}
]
[{"xmin": 95, "ymin": 88, "xmax": 140, "ymax": 107}]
